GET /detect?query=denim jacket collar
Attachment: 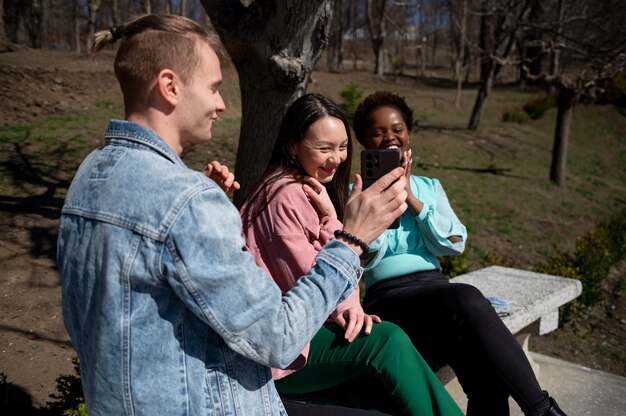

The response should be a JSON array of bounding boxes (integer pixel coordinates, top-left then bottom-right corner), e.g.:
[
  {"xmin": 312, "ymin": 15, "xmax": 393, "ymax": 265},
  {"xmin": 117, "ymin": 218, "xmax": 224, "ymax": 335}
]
[{"xmin": 104, "ymin": 119, "xmax": 185, "ymax": 167}]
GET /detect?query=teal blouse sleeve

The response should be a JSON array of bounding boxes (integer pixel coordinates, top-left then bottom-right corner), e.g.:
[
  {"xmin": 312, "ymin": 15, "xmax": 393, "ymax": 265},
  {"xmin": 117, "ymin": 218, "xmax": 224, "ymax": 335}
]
[{"xmin": 414, "ymin": 176, "xmax": 466, "ymax": 256}]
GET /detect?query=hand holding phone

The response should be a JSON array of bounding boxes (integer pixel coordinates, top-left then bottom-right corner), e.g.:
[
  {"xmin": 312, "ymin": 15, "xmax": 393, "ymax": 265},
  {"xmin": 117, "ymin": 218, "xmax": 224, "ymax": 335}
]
[{"xmin": 361, "ymin": 149, "xmax": 401, "ymax": 229}]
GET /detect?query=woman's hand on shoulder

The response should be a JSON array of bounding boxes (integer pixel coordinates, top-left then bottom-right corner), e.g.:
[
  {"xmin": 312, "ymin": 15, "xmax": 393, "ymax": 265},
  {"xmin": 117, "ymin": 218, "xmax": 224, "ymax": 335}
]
[
  {"xmin": 334, "ymin": 307, "xmax": 382, "ymax": 342},
  {"xmin": 302, "ymin": 177, "xmax": 337, "ymax": 219},
  {"xmin": 202, "ymin": 161, "xmax": 241, "ymax": 195}
]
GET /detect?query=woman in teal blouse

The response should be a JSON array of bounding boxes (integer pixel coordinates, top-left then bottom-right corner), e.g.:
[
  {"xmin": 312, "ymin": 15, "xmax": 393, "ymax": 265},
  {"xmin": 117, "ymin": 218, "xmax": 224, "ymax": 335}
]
[{"xmin": 354, "ymin": 91, "xmax": 567, "ymax": 416}]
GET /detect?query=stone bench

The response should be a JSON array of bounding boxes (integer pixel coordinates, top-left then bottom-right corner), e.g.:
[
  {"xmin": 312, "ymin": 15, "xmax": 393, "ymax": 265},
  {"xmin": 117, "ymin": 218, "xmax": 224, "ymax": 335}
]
[{"xmin": 433, "ymin": 265, "xmax": 583, "ymax": 384}]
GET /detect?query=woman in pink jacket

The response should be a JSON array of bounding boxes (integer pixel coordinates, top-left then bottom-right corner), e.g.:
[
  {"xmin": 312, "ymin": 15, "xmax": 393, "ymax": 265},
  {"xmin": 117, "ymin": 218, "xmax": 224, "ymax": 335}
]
[{"xmin": 240, "ymin": 93, "xmax": 463, "ymax": 416}]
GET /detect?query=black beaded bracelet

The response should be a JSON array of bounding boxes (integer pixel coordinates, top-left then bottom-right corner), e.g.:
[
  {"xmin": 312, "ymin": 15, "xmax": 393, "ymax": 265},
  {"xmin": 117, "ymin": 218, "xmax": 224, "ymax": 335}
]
[{"xmin": 334, "ymin": 229, "xmax": 369, "ymax": 253}]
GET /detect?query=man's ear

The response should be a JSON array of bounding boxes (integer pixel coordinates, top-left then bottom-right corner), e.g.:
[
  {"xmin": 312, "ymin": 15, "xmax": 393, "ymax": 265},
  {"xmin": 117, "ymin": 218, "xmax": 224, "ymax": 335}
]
[{"xmin": 155, "ymin": 69, "xmax": 180, "ymax": 107}]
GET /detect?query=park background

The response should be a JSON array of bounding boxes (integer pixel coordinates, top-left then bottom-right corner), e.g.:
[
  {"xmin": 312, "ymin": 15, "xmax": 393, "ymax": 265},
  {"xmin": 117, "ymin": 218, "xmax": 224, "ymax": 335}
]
[{"xmin": 0, "ymin": 0, "xmax": 625, "ymax": 414}]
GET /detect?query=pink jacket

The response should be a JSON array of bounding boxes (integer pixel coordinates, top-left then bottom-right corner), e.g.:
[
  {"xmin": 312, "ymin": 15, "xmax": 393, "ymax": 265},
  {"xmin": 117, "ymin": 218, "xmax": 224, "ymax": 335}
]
[{"xmin": 241, "ymin": 175, "xmax": 362, "ymax": 379}]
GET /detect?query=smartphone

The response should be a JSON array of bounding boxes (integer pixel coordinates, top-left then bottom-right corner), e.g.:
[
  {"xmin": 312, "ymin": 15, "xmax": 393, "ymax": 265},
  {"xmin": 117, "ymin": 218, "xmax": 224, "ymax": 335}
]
[{"xmin": 360, "ymin": 148, "xmax": 401, "ymax": 229}]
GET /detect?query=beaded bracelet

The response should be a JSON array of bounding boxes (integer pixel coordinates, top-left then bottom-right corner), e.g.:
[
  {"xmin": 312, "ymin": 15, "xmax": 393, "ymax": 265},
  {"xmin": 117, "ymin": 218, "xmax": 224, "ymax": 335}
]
[{"xmin": 334, "ymin": 229, "xmax": 369, "ymax": 253}]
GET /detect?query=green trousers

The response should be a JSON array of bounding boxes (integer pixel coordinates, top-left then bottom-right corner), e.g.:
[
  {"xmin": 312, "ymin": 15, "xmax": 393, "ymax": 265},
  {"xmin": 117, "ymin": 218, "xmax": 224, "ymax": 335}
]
[{"xmin": 275, "ymin": 322, "xmax": 463, "ymax": 416}]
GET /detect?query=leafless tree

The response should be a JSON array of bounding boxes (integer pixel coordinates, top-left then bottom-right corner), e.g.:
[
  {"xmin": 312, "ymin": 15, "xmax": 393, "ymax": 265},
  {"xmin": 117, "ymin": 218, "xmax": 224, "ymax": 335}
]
[
  {"xmin": 86, "ymin": 0, "xmax": 101, "ymax": 51},
  {"xmin": 447, "ymin": 0, "xmax": 470, "ymax": 107},
  {"xmin": 366, "ymin": 0, "xmax": 389, "ymax": 77},
  {"xmin": 112, "ymin": 0, "xmax": 121, "ymax": 25},
  {"xmin": 548, "ymin": 0, "xmax": 565, "ymax": 79},
  {"xmin": 326, "ymin": 0, "xmax": 345, "ymax": 72},
  {"xmin": 467, "ymin": 0, "xmax": 535, "ymax": 130},
  {"xmin": 202, "ymin": 0, "xmax": 335, "ymax": 204},
  {"xmin": 72, "ymin": 0, "xmax": 81, "ymax": 53},
  {"xmin": 0, "ymin": 0, "xmax": 16, "ymax": 52},
  {"xmin": 523, "ymin": 0, "xmax": 626, "ymax": 186}
]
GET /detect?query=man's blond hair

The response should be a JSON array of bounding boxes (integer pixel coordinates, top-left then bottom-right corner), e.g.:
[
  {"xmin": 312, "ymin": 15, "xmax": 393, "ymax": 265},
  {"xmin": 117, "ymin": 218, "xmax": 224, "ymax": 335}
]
[{"xmin": 93, "ymin": 14, "xmax": 226, "ymax": 112}]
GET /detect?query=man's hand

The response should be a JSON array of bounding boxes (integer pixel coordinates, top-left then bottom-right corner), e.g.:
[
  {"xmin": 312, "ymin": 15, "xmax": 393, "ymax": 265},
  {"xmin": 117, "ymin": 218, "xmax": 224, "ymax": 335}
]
[
  {"xmin": 341, "ymin": 167, "xmax": 408, "ymax": 253},
  {"xmin": 202, "ymin": 161, "xmax": 241, "ymax": 195},
  {"xmin": 334, "ymin": 307, "xmax": 382, "ymax": 342}
]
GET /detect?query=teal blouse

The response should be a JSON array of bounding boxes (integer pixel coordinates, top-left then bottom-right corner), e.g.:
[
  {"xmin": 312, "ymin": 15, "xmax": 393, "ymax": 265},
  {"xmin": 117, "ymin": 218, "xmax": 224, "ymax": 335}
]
[{"xmin": 364, "ymin": 175, "xmax": 467, "ymax": 290}]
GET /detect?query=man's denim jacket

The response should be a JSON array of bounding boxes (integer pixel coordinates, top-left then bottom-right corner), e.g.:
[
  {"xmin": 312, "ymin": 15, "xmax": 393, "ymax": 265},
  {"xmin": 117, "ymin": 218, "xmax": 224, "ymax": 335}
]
[{"xmin": 57, "ymin": 120, "xmax": 361, "ymax": 416}]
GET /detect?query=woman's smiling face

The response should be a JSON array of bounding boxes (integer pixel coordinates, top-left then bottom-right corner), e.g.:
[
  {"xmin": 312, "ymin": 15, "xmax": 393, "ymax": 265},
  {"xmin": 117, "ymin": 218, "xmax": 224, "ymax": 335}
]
[
  {"xmin": 362, "ymin": 106, "xmax": 410, "ymax": 151},
  {"xmin": 292, "ymin": 116, "xmax": 349, "ymax": 183}
]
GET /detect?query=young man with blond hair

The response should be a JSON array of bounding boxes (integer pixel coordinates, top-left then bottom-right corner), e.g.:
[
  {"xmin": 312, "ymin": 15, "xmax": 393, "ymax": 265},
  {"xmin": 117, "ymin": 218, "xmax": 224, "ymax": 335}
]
[{"xmin": 57, "ymin": 14, "xmax": 407, "ymax": 416}]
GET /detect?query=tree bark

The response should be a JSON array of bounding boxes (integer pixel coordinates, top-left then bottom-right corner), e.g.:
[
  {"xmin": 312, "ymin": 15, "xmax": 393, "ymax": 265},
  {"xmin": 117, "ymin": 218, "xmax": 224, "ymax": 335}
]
[
  {"xmin": 549, "ymin": 0, "xmax": 565, "ymax": 78},
  {"xmin": 180, "ymin": 0, "xmax": 187, "ymax": 16},
  {"xmin": 30, "ymin": 0, "xmax": 42, "ymax": 48},
  {"xmin": 326, "ymin": 0, "xmax": 344, "ymax": 72},
  {"xmin": 86, "ymin": 0, "xmax": 101, "ymax": 52},
  {"xmin": 367, "ymin": 0, "xmax": 387, "ymax": 77},
  {"xmin": 550, "ymin": 86, "xmax": 577, "ymax": 186},
  {"xmin": 468, "ymin": 0, "xmax": 495, "ymax": 130},
  {"xmin": 452, "ymin": 0, "xmax": 467, "ymax": 108},
  {"xmin": 468, "ymin": 0, "xmax": 534, "ymax": 129},
  {"xmin": 0, "ymin": 0, "xmax": 16, "ymax": 52},
  {"xmin": 112, "ymin": 0, "xmax": 121, "ymax": 26},
  {"xmin": 73, "ymin": 0, "xmax": 81, "ymax": 53},
  {"xmin": 467, "ymin": 59, "xmax": 495, "ymax": 130},
  {"xmin": 202, "ymin": 0, "xmax": 333, "ymax": 205}
]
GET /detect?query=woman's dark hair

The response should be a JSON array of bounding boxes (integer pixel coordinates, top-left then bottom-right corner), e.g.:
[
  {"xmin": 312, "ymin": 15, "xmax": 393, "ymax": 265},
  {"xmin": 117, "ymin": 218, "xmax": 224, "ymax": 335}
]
[
  {"xmin": 352, "ymin": 91, "xmax": 414, "ymax": 145},
  {"xmin": 241, "ymin": 93, "xmax": 353, "ymax": 230}
]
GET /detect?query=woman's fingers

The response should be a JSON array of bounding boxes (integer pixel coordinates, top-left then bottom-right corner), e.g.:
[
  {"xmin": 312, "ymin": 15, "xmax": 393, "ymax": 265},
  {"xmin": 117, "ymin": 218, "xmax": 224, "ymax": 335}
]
[{"xmin": 202, "ymin": 161, "xmax": 240, "ymax": 194}]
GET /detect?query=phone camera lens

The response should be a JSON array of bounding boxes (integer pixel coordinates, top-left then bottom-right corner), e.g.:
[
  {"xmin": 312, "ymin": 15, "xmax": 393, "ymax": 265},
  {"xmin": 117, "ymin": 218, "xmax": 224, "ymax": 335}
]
[{"xmin": 366, "ymin": 169, "xmax": 373, "ymax": 177}]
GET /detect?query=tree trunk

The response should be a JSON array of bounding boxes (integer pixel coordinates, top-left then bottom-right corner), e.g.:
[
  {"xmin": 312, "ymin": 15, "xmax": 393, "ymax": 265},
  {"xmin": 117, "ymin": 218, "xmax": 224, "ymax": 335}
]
[
  {"xmin": 367, "ymin": 0, "xmax": 387, "ymax": 77},
  {"xmin": 86, "ymin": 0, "xmax": 101, "ymax": 52},
  {"xmin": 468, "ymin": 0, "xmax": 534, "ymax": 129},
  {"xmin": 39, "ymin": 0, "xmax": 50, "ymax": 48},
  {"xmin": 73, "ymin": 0, "xmax": 81, "ymax": 53},
  {"xmin": 550, "ymin": 86, "xmax": 577, "ymax": 186},
  {"xmin": 549, "ymin": 0, "xmax": 565, "ymax": 78},
  {"xmin": 326, "ymin": 0, "xmax": 343, "ymax": 72},
  {"xmin": 453, "ymin": 0, "xmax": 467, "ymax": 108},
  {"xmin": 180, "ymin": 0, "xmax": 187, "ymax": 16},
  {"xmin": 468, "ymin": 0, "xmax": 495, "ymax": 130},
  {"xmin": 519, "ymin": 0, "xmax": 544, "ymax": 86},
  {"xmin": 202, "ymin": 0, "xmax": 334, "ymax": 206},
  {"xmin": 0, "ymin": 0, "xmax": 16, "ymax": 52},
  {"xmin": 430, "ymin": 10, "xmax": 439, "ymax": 65},
  {"xmin": 467, "ymin": 60, "xmax": 495, "ymax": 130},
  {"xmin": 144, "ymin": 0, "xmax": 152, "ymax": 14},
  {"xmin": 374, "ymin": 38, "xmax": 384, "ymax": 76},
  {"xmin": 112, "ymin": 0, "xmax": 121, "ymax": 25},
  {"xmin": 30, "ymin": 0, "xmax": 42, "ymax": 48}
]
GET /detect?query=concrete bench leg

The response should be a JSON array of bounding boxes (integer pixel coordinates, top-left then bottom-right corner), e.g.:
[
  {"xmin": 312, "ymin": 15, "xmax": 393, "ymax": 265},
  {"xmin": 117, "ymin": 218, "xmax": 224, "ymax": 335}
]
[
  {"xmin": 516, "ymin": 333, "xmax": 540, "ymax": 377},
  {"xmin": 539, "ymin": 310, "xmax": 559, "ymax": 335}
]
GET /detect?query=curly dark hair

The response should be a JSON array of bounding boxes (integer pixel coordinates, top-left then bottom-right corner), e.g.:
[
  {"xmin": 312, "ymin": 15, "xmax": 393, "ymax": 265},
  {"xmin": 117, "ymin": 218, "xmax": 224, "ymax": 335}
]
[{"xmin": 352, "ymin": 91, "xmax": 414, "ymax": 145}]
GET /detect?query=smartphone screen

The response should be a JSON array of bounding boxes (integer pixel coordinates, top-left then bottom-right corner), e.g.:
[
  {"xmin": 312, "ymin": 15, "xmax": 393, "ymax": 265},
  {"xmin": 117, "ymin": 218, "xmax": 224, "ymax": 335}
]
[{"xmin": 361, "ymin": 148, "xmax": 401, "ymax": 229}]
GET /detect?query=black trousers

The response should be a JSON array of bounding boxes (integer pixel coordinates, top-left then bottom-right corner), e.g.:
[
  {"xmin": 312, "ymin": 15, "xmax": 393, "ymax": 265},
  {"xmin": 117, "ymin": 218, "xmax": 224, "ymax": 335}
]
[{"xmin": 362, "ymin": 270, "xmax": 551, "ymax": 416}]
